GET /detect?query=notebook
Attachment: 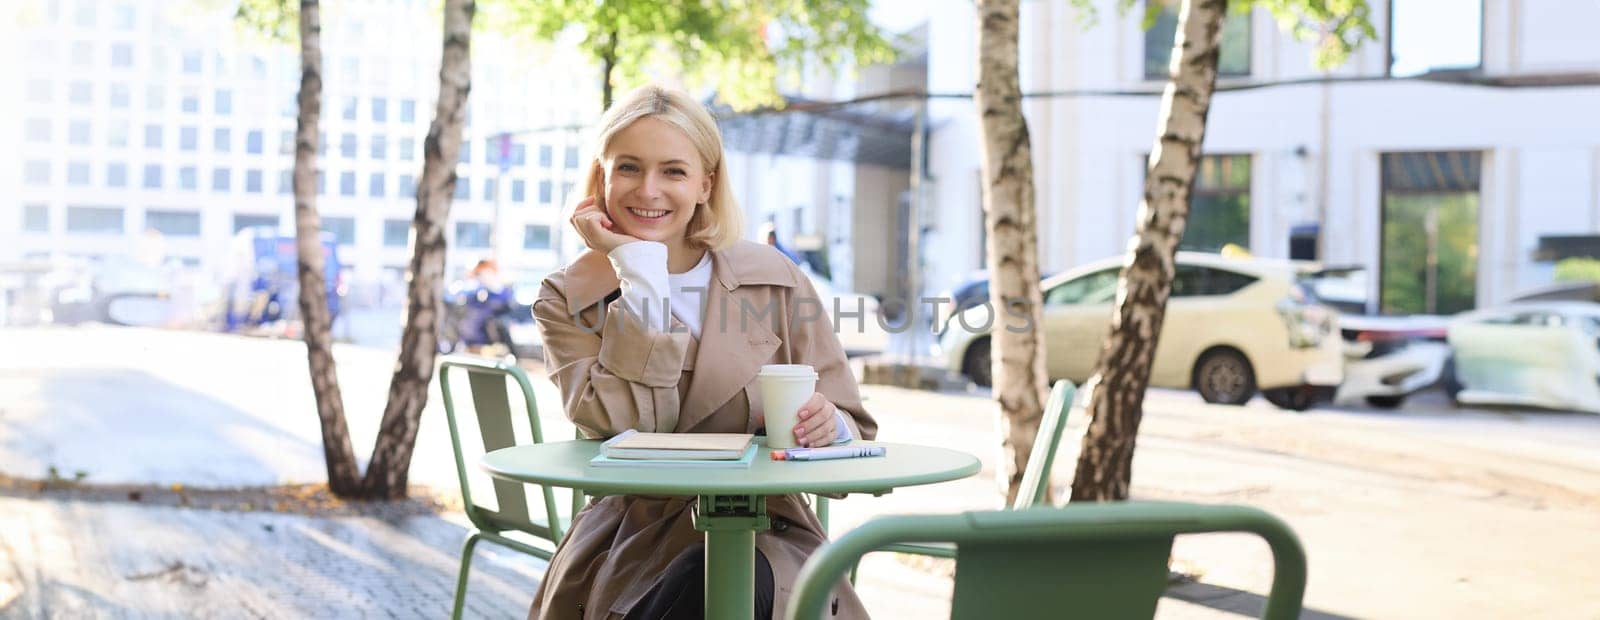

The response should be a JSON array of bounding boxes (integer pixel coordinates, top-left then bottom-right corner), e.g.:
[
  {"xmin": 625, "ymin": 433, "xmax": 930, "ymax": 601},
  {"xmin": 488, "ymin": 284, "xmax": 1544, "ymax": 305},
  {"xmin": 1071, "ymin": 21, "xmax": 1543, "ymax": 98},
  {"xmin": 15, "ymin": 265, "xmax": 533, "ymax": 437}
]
[
  {"xmin": 600, "ymin": 429, "xmax": 755, "ymax": 461},
  {"xmin": 589, "ymin": 443, "xmax": 760, "ymax": 469}
]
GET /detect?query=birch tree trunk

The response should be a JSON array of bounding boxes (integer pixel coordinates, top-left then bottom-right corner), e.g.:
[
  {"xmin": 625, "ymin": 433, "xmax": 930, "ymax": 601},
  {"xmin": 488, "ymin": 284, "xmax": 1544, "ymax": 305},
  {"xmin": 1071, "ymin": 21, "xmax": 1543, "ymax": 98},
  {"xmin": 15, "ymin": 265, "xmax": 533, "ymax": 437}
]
[
  {"xmin": 362, "ymin": 0, "xmax": 474, "ymax": 499},
  {"xmin": 1070, "ymin": 0, "xmax": 1227, "ymax": 502},
  {"xmin": 292, "ymin": 0, "xmax": 362, "ymax": 496},
  {"xmin": 975, "ymin": 0, "xmax": 1049, "ymax": 505}
]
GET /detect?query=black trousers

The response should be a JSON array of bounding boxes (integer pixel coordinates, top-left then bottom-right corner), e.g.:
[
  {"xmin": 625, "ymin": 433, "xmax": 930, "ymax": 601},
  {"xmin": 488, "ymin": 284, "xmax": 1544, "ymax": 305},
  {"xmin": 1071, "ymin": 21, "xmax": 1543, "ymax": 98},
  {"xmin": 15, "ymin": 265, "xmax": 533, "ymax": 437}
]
[{"xmin": 623, "ymin": 542, "xmax": 776, "ymax": 620}]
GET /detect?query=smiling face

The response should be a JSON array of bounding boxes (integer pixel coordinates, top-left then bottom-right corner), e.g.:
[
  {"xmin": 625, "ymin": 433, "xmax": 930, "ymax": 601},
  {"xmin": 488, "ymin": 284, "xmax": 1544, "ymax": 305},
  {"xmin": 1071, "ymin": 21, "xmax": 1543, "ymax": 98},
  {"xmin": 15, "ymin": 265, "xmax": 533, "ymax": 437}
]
[{"xmin": 599, "ymin": 117, "xmax": 713, "ymax": 247}]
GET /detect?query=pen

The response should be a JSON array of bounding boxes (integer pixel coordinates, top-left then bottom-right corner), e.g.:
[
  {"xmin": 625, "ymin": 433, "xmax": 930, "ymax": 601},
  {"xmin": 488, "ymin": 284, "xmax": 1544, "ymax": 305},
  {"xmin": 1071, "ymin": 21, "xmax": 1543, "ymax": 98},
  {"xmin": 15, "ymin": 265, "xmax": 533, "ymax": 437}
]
[{"xmin": 770, "ymin": 446, "xmax": 887, "ymax": 461}]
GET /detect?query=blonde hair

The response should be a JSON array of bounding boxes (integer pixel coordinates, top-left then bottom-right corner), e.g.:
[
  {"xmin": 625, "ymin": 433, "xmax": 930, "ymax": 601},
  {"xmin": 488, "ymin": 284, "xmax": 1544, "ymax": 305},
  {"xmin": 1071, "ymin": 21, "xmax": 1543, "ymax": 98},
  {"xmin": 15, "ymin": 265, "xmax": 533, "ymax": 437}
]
[{"xmin": 581, "ymin": 84, "xmax": 744, "ymax": 250}]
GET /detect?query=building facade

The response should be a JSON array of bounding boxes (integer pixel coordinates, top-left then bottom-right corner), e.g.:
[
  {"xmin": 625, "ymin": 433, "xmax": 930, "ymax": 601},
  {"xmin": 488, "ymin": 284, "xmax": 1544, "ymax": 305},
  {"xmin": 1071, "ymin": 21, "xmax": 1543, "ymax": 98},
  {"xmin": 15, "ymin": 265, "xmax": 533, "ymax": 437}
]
[
  {"xmin": 1, "ymin": 0, "xmax": 598, "ymax": 308},
  {"xmin": 923, "ymin": 0, "xmax": 1600, "ymax": 313}
]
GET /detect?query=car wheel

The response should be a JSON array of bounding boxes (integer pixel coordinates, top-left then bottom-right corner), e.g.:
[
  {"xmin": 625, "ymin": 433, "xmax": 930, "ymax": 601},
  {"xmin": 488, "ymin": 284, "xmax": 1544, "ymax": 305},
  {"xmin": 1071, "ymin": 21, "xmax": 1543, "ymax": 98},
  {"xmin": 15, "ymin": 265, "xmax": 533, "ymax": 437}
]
[
  {"xmin": 1440, "ymin": 356, "xmax": 1464, "ymax": 404},
  {"xmin": 1263, "ymin": 386, "xmax": 1316, "ymax": 411},
  {"xmin": 1365, "ymin": 395, "xmax": 1405, "ymax": 409},
  {"xmin": 963, "ymin": 337, "xmax": 993, "ymax": 388},
  {"xmin": 1194, "ymin": 348, "xmax": 1256, "ymax": 406}
]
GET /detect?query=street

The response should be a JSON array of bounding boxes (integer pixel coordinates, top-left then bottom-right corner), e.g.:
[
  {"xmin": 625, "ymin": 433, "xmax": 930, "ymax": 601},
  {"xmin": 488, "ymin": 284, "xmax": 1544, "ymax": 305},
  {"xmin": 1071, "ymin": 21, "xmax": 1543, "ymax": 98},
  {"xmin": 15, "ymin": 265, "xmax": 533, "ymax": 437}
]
[{"xmin": 2, "ymin": 325, "xmax": 1598, "ymax": 618}]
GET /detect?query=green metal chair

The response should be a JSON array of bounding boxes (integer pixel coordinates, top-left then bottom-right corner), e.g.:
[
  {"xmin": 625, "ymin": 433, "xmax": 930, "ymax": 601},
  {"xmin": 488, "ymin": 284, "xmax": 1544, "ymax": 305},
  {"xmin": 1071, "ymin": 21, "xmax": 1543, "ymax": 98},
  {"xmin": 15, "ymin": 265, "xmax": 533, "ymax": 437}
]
[
  {"xmin": 874, "ymin": 379, "xmax": 1077, "ymax": 560},
  {"xmin": 439, "ymin": 355, "xmax": 584, "ymax": 619},
  {"xmin": 788, "ymin": 502, "xmax": 1307, "ymax": 620}
]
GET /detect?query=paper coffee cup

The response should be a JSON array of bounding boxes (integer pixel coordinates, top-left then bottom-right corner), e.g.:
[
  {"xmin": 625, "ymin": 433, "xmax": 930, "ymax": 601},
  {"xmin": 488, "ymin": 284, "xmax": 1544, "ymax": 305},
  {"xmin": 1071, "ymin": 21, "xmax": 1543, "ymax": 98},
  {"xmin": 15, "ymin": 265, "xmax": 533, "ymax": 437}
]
[{"xmin": 758, "ymin": 364, "xmax": 817, "ymax": 449}]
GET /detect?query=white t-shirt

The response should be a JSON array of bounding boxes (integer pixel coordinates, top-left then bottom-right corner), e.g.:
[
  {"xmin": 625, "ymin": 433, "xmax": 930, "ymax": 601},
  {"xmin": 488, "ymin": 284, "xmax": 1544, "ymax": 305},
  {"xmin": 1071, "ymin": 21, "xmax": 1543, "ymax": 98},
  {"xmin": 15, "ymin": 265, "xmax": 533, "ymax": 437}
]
[{"xmin": 607, "ymin": 241, "xmax": 852, "ymax": 444}]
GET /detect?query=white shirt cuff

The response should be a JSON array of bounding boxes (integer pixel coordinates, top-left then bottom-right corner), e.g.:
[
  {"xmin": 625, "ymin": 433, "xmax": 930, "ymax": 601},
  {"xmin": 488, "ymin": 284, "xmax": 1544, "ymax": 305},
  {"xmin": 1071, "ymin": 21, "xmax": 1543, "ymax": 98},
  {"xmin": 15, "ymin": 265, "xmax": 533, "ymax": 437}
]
[
  {"xmin": 607, "ymin": 241, "xmax": 670, "ymax": 330},
  {"xmin": 831, "ymin": 410, "xmax": 853, "ymax": 444}
]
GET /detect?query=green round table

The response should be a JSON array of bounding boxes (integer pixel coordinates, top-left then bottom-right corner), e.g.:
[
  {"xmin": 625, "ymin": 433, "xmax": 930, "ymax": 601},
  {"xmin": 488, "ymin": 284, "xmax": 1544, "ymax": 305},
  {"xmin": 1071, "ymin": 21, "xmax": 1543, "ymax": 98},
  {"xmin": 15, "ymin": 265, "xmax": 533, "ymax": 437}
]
[{"xmin": 480, "ymin": 439, "xmax": 980, "ymax": 620}]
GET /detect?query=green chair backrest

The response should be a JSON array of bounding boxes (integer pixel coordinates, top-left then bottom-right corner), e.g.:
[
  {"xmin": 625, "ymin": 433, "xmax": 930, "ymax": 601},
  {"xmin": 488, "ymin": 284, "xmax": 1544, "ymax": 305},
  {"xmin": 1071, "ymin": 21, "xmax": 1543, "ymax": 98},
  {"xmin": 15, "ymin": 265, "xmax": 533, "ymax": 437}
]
[
  {"xmin": 1012, "ymin": 379, "xmax": 1076, "ymax": 510},
  {"xmin": 439, "ymin": 355, "xmax": 566, "ymax": 543},
  {"xmin": 788, "ymin": 502, "xmax": 1307, "ymax": 620}
]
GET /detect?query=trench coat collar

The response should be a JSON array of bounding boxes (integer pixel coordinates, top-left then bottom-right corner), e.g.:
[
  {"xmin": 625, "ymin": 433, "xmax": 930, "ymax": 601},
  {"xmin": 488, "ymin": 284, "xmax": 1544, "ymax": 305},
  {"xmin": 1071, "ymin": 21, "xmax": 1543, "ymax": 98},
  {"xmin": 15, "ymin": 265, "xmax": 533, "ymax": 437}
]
[{"xmin": 559, "ymin": 241, "xmax": 803, "ymax": 431}]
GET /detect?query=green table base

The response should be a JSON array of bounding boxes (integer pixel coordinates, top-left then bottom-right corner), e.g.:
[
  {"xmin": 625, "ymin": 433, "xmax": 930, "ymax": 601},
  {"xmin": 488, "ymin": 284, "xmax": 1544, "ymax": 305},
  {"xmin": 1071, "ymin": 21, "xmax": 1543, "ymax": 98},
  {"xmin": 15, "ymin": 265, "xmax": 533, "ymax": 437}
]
[{"xmin": 694, "ymin": 495, "xmax": 769, "ymax": 620}]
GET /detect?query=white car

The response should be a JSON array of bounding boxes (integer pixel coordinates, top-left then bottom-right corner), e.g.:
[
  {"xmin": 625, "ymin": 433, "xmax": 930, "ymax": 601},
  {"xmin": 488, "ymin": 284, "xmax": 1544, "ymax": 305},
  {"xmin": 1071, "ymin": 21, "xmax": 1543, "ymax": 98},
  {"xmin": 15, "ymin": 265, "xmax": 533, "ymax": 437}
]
[
  {"xmin": 938, "ymin": 252, "xmax": 1344, "ymax": 409},
  {"xmin": 1334, "ymin": 314, "xmax": 1451, "ymax": 409},
  {"xmin": 799, "ymin": 266, "xmax": 891, "ymax": 358},
  {"xmin": 1446, "ymin": 301, "xmax": 1600, "ymax": 413}
]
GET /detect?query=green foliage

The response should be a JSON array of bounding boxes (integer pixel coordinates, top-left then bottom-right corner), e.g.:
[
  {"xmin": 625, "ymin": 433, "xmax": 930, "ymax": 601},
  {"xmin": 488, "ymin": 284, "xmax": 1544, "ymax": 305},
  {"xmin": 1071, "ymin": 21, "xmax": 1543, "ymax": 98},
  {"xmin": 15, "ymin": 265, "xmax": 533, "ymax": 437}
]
[
  {"xmin": 484, "ymin": 0, "xmax": 897, "ymax": 111},
  {"xmin": 227, "ymin": 0, "xmax": 299, "ymax": 44},
  {"xmin": 1555, "ymin": 258, "xmax": 1600, "ymax": 283},
  {"xmin": 1079, "ymin": 0, "xmax": 1376, "ymax": 70}
]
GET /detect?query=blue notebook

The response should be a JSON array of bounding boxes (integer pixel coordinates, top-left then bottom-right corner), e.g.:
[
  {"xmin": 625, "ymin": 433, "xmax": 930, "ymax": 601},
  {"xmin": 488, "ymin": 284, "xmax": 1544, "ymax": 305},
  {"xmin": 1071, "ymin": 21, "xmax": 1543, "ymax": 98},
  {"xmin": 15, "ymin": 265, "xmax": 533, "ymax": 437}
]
[{"xmin": 589, "ymin": 444, "xmax": 760, "ymax": 469}]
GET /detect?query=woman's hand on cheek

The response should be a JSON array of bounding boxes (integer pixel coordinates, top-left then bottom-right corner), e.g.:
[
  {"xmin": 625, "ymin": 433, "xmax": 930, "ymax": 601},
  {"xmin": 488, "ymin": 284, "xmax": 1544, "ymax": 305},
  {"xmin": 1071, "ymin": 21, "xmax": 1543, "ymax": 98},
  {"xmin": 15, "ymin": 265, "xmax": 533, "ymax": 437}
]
[
  {"xmin": 570, "ymin": 196, "xmax": 640, "ymax": 253},
  {"xmin": 793, "ymin": 392, "xmax": 838, "ymax": 448}
]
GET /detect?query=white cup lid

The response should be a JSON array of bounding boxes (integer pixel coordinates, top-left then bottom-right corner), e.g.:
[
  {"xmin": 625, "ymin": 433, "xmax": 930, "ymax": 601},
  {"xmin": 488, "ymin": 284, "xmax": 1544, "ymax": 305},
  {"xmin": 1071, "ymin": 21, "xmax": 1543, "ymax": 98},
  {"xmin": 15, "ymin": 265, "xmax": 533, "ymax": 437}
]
[{"xmin": 759, "ymin": 364, "xmax": 817, "ymax": 378}]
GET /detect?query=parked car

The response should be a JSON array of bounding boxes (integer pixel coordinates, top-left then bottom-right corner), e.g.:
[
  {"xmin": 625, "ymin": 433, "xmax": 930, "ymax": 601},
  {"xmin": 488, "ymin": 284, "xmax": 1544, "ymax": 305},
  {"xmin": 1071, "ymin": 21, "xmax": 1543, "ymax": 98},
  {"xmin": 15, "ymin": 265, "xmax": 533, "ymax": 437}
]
[
  {"xmin": 800, "ymin": 266, "xmax": 890, "ymax": 358},
  {"xmin": 938, "ymin": 252, "xmax": 1343, "ymax": 409},
  {"xmin": 48, "ymin": 258, "xmax": 176, "ymax": 327},
  {"xmin": 1445, "ymin": 301, "xmax": 1600, "ymax": 414},
  {"xmin": 1333, "ymin": 314, "xmax": 1451, "ymax": 409},
  {"xmin": 933, "ymin": 270, "xmax": 1058, "ymax": 336}
]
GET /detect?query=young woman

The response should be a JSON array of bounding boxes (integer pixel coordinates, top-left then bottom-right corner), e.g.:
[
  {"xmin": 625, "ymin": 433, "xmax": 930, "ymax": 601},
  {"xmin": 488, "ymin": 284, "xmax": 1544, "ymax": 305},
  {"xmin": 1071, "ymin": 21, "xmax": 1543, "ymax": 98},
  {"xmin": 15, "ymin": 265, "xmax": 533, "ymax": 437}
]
[{"xmin": 529, "ymin": 84, "xmax": 877, "ymax": 619}]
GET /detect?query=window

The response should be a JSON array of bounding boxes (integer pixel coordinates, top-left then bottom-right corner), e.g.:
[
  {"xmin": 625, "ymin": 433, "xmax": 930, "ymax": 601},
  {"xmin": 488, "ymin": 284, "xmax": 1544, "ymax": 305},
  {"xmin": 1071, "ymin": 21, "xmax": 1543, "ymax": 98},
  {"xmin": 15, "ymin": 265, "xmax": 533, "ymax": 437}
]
[
  {"xmin": 1380, "ymin": 151, "xmax": 1481, "ymax": 315},
  {"xmin": 341, "ymin": 56, "xmax": 359, "ymax": 82},
  {"xmin": 524, "ymin": 224, "xmax": 551, "ymax": 250},
  {"xmin": 179, "ymin": 166, "xmax": 197, "ymax": 190},
  {"xmin": 27, "ymin": 79, "xmax": 51, "ymax": 103},
  {"xmin": 511, "ymin": 179, "xmax": 526, "ymax": 202},
  {"xmin": 69, "ymin": 120, "xmax": 91, "ymax": 145},
  {"xmin": 278, "ymin": 170, "xmax": 292, "ymax": 194},
  {"xmin": 212, "ymin": 168, "xmax": 231, "ymax": 191},
  {"xmin": 246, "ymin": 130, "xmax": 263, "ymax": 154},
  {"xmin": 111, "ymin": 43, "xmax": 133, "ymax": 67},
  {"xmin": 398, "ymin": 174, "xmax": 415, "ymax": 197},
  {"xmin": 339, "ymin": 171, "xmax": 356, "ymax": 196},
  {"xmin": 181, "ymin": 92, "xmax": 199, "ymax": 113},
  {"xmin": 454, "ymin": 177, "xmax": 470, "ymax": 200},
  {"xmin": 342, "ymin": 96, "xmax": 358, "ymax": 121},
  {"xmin": 107, "ymin": 120, "xmax": 129, "ymax": 147},
  {"xmin": 144, "ymin": 124, "xmax": 163, "ymax": 148},
  {"xmin": 371, "ymin": 97, "xmax": 387, "ymax": 123},
  {"xmin": 246, "ymin": 169, "xmax": 263, "ymax": 193},
  {"xmin": 145, "ymin": 86, "xmax": 163, "ymax": 111},
  {"xmin": 538, "ymin": 180, "xmax": 553, "ymax": 204},
  {"xmin": 279, "ymin": 130, "xmax": 294, "ymax": 155},
  {"xmin": 400, "ymin": 137, "xmax": 416, "ymax": 161},
  {"xmin": 113, "ymin": 3, "xmax": 135, "ymax": 29},
  {"xmin": 539, "ymin": 144, "xmax": 553, "ymax": 167},
  {"xmin": 73, "ymin": 0, "xmax": 96, "ymax": 26},
  {"xmin": 1045, "ymin": 268, "xmax": 1121, "ymax": 306},
  {"xmin": 67, "ymin": 206, "xmax": 124, "ymax": 234},
  {"xmin": 69, "ymin": 81, "xmax": 92, "ymax": 105},
  {"xmin": 67, "ymin": 162, "xmax": 91, "ymax": 185},
  {"xmin": 233, "ymin": 214, "xmax": 278, "ymax": 233},
  {"xmin": 383, "ymin": 219, "xmax": 410, "ymax": 247},
  {"xmin": 110, "ymin": 83, "xmax": 130, "ymax": 108},
  {"xmin": 1389, "ymin": 0, "xmax": 1482, "ymax": 77},
  {"xmin": 283, "ymin": 91, "xmax": 298, "ymax": 117},
  {"xmin": 1182, "ymin": 155, "xmax": 1251, "ymax": 252},
  {"xmin": 370, "ymin": 135, "xmax": 387, "ymax": 160},
  {"xmin": 213, "ymin": 128, "xmax": 231, "ymax": 152},
  {"xmin": 340, "ymin": 132, "xmax": 356, "ymax": 158},
  {"xmin": 561, "ymin": 182, "xmax": 573, "ymax": 202},
  {"xmin": 399, "ymin": 99, "xmax": 415, "ymax": 123},
  {"xmin": 323, "ymin": 217, "xmax": 356, "ymax": 245},
  {"xmin": 106, "ymin": 162, "xmax": 127, "ymax": 187},
  {"xmin": 215, "ymin": 89, "xmax": 232, "ymax": 115},
  {"xmin": 1143, "ymin": 0, "xmax": 1251, "ymax": 79},
  {"xmin": 25, "ymin": 118, "xmax": 51, "ymax": 142},
  {"xmin": 459, "ymin": 142, "xmax": 472, "ymax": 163},
  {"xmin": 24, "ymin": 204, "xmax": 50, "ymax": 233},
  {"xmin": 145, "ymin": 210, "xmax": 200, "ymax": 236},
  {"xmin": 1170, "ymin": 266, "xmax": 1258, "ymax": 297},
  {"xmin": 564, "ymin": 146, "xmax": 579, "ymax": 169},
  {"xmin": 512, "ymin": 143, "xmax": 527, "ymax": 167},
  {"xmin": 143, "ymin": 164, "xmax": 162, "ymax": 188},
  {"xmin": 180, "ymin": 126, "xmax": 198, "ymax": 151},
  {"xmin": 182, "ymin": 50, "xmax": 201, "ymax": 73},
  {"xmin": 483, "ymin": 178, "xmax": 496, "ymax": 201},
  {"xmin": 369, "ymin": 172, "xmax": 386, "ymax": 197},
  {"xmin": 317, "ymin": 169, "xmax": 326, "ymax": 194},
  {"xmin": 72, "ymin": 41, "xmax": 92, "ymax": 67},
  {"xmin": 455, "ymin": 221, "xmax": 491, "ymax": 248}
]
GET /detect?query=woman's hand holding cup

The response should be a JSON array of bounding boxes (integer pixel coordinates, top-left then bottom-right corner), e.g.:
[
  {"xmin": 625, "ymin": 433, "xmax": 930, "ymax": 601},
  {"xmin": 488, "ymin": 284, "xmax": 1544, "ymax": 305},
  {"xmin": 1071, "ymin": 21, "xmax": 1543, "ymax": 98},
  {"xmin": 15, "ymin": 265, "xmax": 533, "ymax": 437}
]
[
  {"xmin": 792, "ymin": 392, "xmax": 839, "ymax": 448},
  {"xmin": 569, "ymin": 196, "xmax": 640, "ymax": 253}
]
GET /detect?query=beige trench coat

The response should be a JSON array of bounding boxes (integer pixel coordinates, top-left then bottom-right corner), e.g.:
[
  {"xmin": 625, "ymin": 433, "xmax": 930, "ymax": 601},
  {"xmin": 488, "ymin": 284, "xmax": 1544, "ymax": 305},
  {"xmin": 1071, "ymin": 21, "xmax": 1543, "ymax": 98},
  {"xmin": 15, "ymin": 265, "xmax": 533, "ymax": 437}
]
[{"xmin": 528, "ymin": 240, "xmax": 879, "ymax": 619}]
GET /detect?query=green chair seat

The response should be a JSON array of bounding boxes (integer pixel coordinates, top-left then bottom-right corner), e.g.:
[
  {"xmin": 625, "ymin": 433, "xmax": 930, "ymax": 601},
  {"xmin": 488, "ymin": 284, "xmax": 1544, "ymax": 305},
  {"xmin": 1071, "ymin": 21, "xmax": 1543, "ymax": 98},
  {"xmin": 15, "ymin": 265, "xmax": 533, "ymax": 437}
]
[{"xmin": 790, "ymin": 502, "xmax": 1307, "ymax": 620}]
